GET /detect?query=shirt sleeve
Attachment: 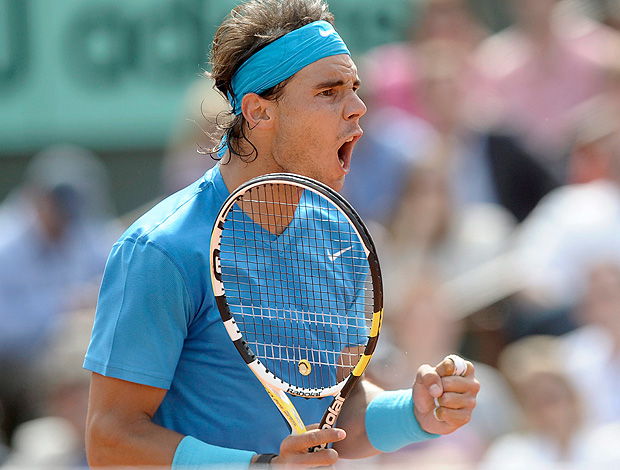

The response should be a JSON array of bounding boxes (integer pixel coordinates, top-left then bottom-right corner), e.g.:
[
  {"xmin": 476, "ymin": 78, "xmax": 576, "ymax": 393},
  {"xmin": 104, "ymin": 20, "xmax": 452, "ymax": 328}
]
[{"xmin": 84, "ymin": 237, "xmax": 192, "ymax": 389}]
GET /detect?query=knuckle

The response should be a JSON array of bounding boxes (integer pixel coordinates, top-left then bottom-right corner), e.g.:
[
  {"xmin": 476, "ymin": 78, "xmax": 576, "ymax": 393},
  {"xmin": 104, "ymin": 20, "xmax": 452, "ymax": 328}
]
[
  {"xmin": 439, "ymin": 394, "xmax": 453, "ymax": 408},
  {"xmin": 415, "ymin": 364, "xmax": 433, "ymax": 382},
  {"xmin": 325, "ymin": 448, "xmax": 339, "ymax": 464},
  {"xmin": 306, "ymin": 431, "xmax": 325, "ymax": 447},
  {"xmin": 423, "ymin": 370, "xmax": 440, "ymax": 384}
]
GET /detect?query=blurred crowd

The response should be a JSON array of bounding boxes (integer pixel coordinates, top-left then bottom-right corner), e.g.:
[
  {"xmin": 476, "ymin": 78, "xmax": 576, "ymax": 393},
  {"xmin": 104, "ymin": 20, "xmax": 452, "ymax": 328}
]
[{"xmin": 2, "ymin": 0, "xmax": 620, "ymax": 468}]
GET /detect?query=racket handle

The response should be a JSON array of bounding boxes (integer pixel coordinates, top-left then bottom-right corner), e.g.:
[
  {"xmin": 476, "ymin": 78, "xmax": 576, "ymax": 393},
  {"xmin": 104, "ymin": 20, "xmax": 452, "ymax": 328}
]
[{"xmin": 308, "ymin": 442, "xmax": 328, "ymax": 453}]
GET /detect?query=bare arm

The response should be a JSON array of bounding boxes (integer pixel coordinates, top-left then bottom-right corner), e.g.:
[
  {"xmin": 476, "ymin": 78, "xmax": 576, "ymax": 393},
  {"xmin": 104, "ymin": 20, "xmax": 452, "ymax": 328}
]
[
  {"xmin": 85, "ymin": 372, "xmax": 183, "ymax": 467},
  {"xmin": 331, "ymin": 379, "xmax": 384, "ymax": 459},
  {"xmin": 86, "ymin": 372, "xmax": 347, "ymax": 469}
]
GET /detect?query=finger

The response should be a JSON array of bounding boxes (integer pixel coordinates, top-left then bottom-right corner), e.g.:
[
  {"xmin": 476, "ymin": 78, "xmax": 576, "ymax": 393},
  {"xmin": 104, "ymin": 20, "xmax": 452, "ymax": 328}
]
[
  {"xmin": 281, "ymin": 447, "xmax": 339, "ymax": 468},
  {"xmin": 440, "ymin": 374, "xmax": 481, "ymax": 395},
  {"xmin": 415, "ymin": 364, "xmax": 443, "ymax": 398},
  {"xmin": 435, "ymin": 355, "xmax": 471, "ymax": 378},
  {"xmin": 435, "ymin": 391, "xmax": 477, "ymax": 411},
  {"xmin": 447, "ymin": 354, "xmax": 468, "ymax": 376},
  {"xmin": 432, "ymin": 406, "xmax": 474, "ymax": 427},
  {"xmin": 280, "ymin": 428, "xmax": 346, "ymax": 454}
]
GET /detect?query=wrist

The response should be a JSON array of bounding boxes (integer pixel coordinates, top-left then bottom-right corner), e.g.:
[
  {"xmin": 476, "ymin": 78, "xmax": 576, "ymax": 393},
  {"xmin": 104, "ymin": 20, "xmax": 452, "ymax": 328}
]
[
  {"xmin": 172, "ymin": 436, "xmax": 255, "ymax": 469},
  {"xmin": 365, "ymin": 389, "xmax": 439, "ymax": 453}
]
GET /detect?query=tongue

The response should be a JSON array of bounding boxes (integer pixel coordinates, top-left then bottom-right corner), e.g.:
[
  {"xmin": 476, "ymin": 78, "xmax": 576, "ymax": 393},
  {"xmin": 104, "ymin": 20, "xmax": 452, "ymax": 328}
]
[{"xmin": 338, "ymin": 143, "xmax": 350, "ymax": 173}]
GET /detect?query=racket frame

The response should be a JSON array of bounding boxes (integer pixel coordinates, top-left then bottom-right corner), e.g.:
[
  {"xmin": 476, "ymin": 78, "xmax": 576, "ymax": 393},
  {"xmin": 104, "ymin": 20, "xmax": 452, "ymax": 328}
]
[{"xmin": 210, "ymin": 172, "xmax": 383, "ymax": 440}]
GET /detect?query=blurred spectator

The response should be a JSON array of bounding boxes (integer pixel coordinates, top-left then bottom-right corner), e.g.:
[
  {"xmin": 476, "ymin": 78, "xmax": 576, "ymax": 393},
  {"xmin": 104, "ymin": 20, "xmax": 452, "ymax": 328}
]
[
  {"xmin": 604, "ymin": 0, "xmax": 620, "ymax": 30},
  {"xmin": 412, "ymin": 39, "xmax": 559, "ymax": 222},
  {"xmin": 566, "ymin": 97, "xmax": 620, "ymax": 184},
  {"xmin": 2, "ymin": 309, "xmax": 94, "ymax": 467},
  {"xmin": 363, "ymin": 38, "xmax": 556, "ymax": 246},
  {"xmin": 161, "ymin": 77, "xmax": 230, "ymax": 196},
  {"xmin": 512, "ymin": 95, "xmax": 620, "ymax": 310},
  {"xmin": 344, "ymin": 4, "xmax": 556, "ymax": 238},
  {"xmin": 559, "ymin": 261, "xmax": 620, "ymax": 426},
  {"xmin": 554, "ymin": 0, "xmax": 620, "ymax": 67},
  {"xmin": 474, "ymin": 0, "xmax": 614, "ymax": 181},
  {"xmin": 381, "ymin": 159, "xmax": 517, "ymax": 284},
  {"xmin": 413, "ymin": 0, "xmax": 490, "ymax": 47},
  {"xmin": 0, "ymin": 145, "xmax": 118, "ymax": 447},
  {"xmin": 362, "ymin": 0, "xmax": 488, "ymax": 118},
  {"xmin": 480, "ymin": 335, "xmax": 590, "ymax": 467}
]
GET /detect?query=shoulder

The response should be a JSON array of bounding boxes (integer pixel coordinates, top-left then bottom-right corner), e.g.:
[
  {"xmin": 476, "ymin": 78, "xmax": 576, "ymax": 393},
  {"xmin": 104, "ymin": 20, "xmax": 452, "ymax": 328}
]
[{"xmin": 117, "ymin": 166, "xmax": 228, "ymax": 254}]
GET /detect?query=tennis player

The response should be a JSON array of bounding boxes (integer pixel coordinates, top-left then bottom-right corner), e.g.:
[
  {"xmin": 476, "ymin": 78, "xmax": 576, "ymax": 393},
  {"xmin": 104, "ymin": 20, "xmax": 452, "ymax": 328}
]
[{"xmin": 84, "ymin": 0, "xmax": 480, "ymax": 468}]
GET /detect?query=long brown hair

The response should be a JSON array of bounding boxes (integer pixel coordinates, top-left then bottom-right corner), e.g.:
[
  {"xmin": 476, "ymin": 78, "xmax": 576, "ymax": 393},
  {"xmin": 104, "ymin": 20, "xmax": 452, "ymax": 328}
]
[{"xmin": 208, "ymin": 0, "xmax": 335, "ymax": 162}]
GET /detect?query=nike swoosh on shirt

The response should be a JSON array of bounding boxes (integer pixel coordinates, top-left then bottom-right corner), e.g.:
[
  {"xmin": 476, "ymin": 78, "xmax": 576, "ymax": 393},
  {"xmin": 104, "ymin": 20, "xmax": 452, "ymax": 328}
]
[{"xmin": 327, "ymin": 245, "xmax": 352, "ymax": 262}]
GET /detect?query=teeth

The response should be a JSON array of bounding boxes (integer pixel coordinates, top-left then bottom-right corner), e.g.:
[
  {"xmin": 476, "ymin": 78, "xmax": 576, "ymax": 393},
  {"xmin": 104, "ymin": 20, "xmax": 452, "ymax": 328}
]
[
  {"xmin": 339, "ymin": 158, "xmax": 345, "ymax": 167},
  {"xmin": 345, "ymin": 137, "xmax": 354, "ymax": 143}
]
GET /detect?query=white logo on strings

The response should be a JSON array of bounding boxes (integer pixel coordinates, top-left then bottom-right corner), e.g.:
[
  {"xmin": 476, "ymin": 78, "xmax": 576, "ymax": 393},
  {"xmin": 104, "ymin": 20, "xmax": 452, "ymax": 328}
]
[{"xmin": 327, "ymin": 246, "xmax": 352, "ymax": 262}]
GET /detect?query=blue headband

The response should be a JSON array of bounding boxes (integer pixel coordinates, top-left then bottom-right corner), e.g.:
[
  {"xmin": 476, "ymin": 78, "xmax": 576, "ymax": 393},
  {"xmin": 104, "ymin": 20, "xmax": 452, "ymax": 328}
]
[{"xmin": 228, "ymin": 20, "xmax": 350, "ymax": 115}]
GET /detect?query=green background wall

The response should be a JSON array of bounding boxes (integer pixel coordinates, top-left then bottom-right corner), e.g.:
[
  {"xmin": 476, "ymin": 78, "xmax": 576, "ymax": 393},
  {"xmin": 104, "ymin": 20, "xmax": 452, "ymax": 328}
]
[{"xmin": 0, "ymin": 0, "xmax": 510, "ymax": 214}]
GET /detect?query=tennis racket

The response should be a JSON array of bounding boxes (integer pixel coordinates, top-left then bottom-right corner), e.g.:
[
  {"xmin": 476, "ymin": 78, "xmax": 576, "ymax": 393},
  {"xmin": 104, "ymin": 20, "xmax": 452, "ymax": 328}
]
[{"xmin": 209, "ymin": 173, "xmax": 383, "ymax": 450}]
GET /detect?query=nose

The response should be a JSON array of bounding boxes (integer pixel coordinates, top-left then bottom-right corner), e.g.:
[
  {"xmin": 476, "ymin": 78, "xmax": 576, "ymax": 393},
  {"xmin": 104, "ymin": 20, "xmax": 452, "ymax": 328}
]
[{"xmin": 345, "ymin": 92, "xmax": 367, "ymax": 121}]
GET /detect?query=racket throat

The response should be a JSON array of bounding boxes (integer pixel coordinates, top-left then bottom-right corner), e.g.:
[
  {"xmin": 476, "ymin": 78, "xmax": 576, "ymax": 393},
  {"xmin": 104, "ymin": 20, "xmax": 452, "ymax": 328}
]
[
  {"xmin": 309, "ymin": 393, "xmax": 346, "ymax": 453},
  {"xmin": 320, "ymin": 392, "xmax": 345, "ymax": 430}
]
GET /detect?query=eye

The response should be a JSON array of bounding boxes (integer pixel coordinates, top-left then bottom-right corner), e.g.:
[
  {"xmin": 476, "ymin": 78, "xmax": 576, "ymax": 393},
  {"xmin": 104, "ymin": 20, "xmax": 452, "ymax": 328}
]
[{"xmin": 319, "ymin": 89, "xmax": 335, "ymax": 97}]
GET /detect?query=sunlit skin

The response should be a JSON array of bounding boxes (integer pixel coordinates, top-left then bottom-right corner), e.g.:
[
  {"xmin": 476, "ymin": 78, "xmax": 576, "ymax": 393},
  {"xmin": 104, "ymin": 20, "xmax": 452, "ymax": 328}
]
[{"xmin": 219, "ymin": 54, "xmax": 366, "ymax": 193}]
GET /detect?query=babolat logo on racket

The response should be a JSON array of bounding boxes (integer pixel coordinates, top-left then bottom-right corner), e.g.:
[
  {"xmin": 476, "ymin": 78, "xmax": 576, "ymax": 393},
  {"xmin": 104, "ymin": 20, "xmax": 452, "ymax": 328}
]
[
  {"xmin": 287, "ymin": 388, "xmax": 323, "ymax": 397},
  {"xmin": 321, "ymin": 393, "xmax": 345, "ymax": 428}
]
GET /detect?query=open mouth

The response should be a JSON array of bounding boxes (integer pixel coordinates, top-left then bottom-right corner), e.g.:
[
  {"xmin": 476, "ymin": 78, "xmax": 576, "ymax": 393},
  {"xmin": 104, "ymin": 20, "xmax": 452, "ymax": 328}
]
[{"xmin": 337, "ymin": 135, "xmax": 361, "ymax": 174}]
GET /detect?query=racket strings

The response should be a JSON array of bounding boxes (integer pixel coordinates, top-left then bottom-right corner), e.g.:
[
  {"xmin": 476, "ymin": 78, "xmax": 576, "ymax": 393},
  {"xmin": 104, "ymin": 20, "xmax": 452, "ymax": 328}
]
[{"xmin": 219, "ymin": 183, "xmax": 374, "ymax": 391}]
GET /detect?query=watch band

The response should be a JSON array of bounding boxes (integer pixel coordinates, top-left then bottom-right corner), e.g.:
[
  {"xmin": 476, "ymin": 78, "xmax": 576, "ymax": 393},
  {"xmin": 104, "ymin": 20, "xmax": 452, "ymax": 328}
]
[{"xmin": 252, "ymin": 453, "xmax": 278, "ymax": 468}]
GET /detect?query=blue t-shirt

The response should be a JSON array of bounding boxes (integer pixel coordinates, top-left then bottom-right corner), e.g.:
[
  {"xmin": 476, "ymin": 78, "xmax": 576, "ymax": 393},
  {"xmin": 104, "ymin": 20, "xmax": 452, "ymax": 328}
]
[
  {"xmin": 84, "ymin": 165, "xmax": 367, "ymax": 454},
  {"xmin": 218, "ymin": 188, "xmax": 369, "ymax": 390}
]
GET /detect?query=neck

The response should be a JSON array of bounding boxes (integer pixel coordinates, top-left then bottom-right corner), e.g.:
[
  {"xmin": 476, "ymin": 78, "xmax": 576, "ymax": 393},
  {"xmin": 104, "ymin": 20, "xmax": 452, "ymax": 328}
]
[
  {"xmin": 219, "ymin": 150, "xmax": 258, "ymax": 194},
  {"xmin": 219, "ymin": 148, "xmax": 302, "ymax": 236},
  {"xmin": 219, "ymin": 134, "xmax": 279, "ymax": 193}
]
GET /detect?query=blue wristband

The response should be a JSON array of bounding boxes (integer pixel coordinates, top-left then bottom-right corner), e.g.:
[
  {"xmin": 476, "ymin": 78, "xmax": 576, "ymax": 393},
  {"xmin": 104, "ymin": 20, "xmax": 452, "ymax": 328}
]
[
  {"xmin": 365, "ymin": 389, "xmax": 440, "ymax": 452},
  {"xmin": 172, "ymin": 436, "xmax": 256, "ymax": 469}
]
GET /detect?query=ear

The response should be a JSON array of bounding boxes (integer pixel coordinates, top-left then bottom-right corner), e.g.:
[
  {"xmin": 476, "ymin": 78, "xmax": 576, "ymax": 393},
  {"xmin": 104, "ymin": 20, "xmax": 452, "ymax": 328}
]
[{"xmin": 240, "ymin": 93, "xmax": 276, "ymax": 130}]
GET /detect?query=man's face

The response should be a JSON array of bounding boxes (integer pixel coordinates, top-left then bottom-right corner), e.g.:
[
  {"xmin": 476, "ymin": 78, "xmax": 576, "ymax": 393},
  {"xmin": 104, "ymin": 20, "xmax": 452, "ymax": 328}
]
[{"xmin": 267, "ymin": 54, "xmax": 366, "ymax": 192}]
